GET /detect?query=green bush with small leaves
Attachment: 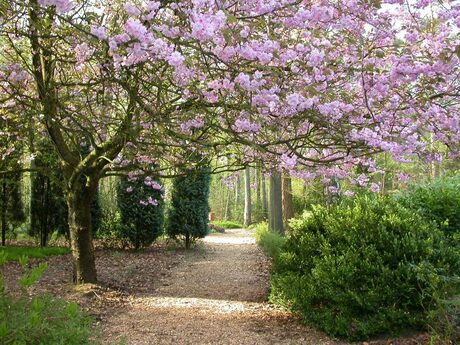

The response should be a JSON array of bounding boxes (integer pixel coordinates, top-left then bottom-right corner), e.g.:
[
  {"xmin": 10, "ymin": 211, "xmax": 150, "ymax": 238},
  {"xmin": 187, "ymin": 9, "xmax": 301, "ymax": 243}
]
[
  {"xmin": 270, "ymin": 195, "xmax": 460, "ymax": 341},
  {"xmin": 397, "ymin": 175, "xmax": 460, "ymax": 246}
]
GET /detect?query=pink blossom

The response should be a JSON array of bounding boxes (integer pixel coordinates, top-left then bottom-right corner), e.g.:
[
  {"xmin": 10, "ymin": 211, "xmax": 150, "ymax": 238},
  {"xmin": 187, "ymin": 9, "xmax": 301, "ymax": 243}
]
[
  {"xmin": 167, "ymin": 52, "xmax": 185, "ymax": 68},
  {"xmin": 91, "ymin": 26, "xmax": 107, "ymax": 40},
  {"xmin": 37, "ymin": 0, "xmax": 73, "ymax": 13},
  {"xmin": 124, "ymin": 19, "xmax": 147, "ymax": 40},
  {"xmin": 370, "ymin": 183, "xmax": 381, "ymax": 193}
]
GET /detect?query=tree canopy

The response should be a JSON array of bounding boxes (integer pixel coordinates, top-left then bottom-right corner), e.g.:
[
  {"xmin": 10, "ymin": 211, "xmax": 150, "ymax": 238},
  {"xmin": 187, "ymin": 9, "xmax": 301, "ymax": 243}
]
[{"xmin": 0, "ymin": 0, "xmax": 459, "ymax": 282}]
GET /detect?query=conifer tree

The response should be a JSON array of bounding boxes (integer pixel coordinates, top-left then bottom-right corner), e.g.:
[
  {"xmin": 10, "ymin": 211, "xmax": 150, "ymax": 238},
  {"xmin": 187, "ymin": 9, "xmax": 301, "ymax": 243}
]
[
  {"xmin": 117, "ymin": 174, "xmax": 164, "ymax": 250},
  {"xmin": 167, "ymin": 166, "xmax": 211, "ymax": 249}
]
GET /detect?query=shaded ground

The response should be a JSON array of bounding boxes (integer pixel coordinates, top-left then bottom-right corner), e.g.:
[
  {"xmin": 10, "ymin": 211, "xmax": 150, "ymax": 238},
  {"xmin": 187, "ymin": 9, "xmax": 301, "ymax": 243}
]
[{"xmin": 3, "ymin": 229, "xmax": 429, "ymax": 344}]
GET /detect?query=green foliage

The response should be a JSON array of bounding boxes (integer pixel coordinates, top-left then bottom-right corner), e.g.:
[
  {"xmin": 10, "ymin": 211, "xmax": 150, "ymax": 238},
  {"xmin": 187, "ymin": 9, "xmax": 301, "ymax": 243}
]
[
  {"xmin": 0, "ymin": 294, "xmax": 99, "ymax": 345},
  {"xmin": 95, "ymin": 210, "xmax": 128, "ymax": 249},
  {"xmin": 211, "ymin": 220, "xmax": 242, "ymax": 229},
  {"xmin": 428, "ymin": 295, "xmax": 460, "ymax": 343},
  {"xmin": 0, "ymin": 246, "xmax": 70, "ymax": 262},
  {"xmin": 271, "ymin": 195, "xmax": 460, "ymax": 341},
  {"xmin": 30, "ymin": 151, "xmax": 69, "ymax": 243},
  {"xmin": 117, "ymin": 175, "xmax": 164, "ymax": 250},
  {"xmin": 0, "ymin": 255, "xmax": 114, "ymax": 345},
  {"xmin": 397, "ymin": 175, "xmax": 460, "ymax": 246},
  {"xmin": 291, "ymin": 179, "xmax": 326, "ymax": 215},
  {"xmin": 166, "ymin": 166, "xmax": 211, "ymax": 249},
  {"xmin": 254, "ymin": 222, "xmax": 285, "ymax": 259},
  {"xmin": 0, "ymin": 171, "xmax": 26, "ymax": 242}
]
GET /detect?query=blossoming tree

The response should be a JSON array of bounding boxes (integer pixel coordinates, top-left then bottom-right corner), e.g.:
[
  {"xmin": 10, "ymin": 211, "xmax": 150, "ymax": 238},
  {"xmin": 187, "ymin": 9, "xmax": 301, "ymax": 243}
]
[{"xmin": 1, "ymin": 0, "xmax": 459, "ymax": 283}]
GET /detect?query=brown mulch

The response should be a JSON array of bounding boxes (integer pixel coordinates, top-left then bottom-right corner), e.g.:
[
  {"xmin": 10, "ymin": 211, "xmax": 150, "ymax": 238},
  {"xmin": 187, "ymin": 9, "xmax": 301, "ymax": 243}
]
[{"xmin": 3, "ymin": 230, "xmax": 430, "ymax": 345}]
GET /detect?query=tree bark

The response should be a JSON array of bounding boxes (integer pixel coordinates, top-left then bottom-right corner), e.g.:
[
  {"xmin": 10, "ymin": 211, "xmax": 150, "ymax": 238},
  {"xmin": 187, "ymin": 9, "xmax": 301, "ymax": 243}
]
[
  {"xmin": 269, "ymin": 172, "xmax": 284, "ymax": 235},
  {"xmin": 282, "ymin": 173, "xmax": 294, "ymax": 228},
  {"xmin": 224, "ymin": 187, "xmax": 232, "ymax": 220},
  {"xmin": 256, "ymin": 168, "xmax": 261, "ymax": 208},
  {"xmin": 235, "ymin": 174, "xmax": 241, "ymax": 206},
  {"xmin": 243, "ymin": 166, "xmax": 252, "ymax": 227},
  {"xmin": 66, "ymin": 183, "xmax": 98, "ymax": 284},
  {"xmin": 261, "ymin": 172, "xmax": 268, "ymax": 220}
]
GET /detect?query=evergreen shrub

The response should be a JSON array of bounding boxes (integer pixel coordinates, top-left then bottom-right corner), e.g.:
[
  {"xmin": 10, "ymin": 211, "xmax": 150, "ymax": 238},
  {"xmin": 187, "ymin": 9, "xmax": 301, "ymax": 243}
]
[
  {"xmin": 117, "ymin": 175, "xmax": 164, "ymax": 250},
  {"xmin": 270, "ymin": 195, "xmax": 460, "ymax": 340},
  {"xmin": 166, "ymin": 167, "xmax": 211, "ymax": 249},
  {"xmin": 397, "ymin": 175, "xmax": 460, "ymax": 246}
]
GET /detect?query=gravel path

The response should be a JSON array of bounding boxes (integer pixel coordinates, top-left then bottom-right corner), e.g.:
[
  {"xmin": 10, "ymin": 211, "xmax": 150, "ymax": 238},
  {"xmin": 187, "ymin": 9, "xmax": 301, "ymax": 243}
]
[
  {"xmin": 102, "ymin": 229, "xmax": 343, "ymax": 345},
  {"xmin": 4, "ymin": 230, "xmax": 427, "ymax": 344}
]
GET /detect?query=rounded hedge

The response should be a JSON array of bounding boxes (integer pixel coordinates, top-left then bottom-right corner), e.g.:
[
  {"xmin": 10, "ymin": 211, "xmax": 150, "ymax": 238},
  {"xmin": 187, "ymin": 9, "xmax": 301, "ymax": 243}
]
[
  {"xmin": 270, "ymin": 195, "xmax": 460, "ymax": 340},
  {"xmin": 397, "ymin": 175, "xmax": 460, "ymax": 247}
]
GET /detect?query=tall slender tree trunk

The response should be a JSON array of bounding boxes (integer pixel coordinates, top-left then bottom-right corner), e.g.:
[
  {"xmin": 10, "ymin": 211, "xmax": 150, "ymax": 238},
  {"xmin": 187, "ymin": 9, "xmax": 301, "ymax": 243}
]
[
  {"xmin": 40, "ymin": 178, "xmax": 50, "ymax": 247},
  {"xmin": 261, "ymin": 172, "xmax": 268, "ymax": 220},
  {"xmin": 224, "ymin": 188, "xmax": 233, "ymax": 220},
  {"xmin": 235, "ymin": 174, "xmax": 241, "ymax": 206},
  {"xmin": 269, "ymin": 172, "xmax": 284, "ymax": 235},
  {"xmin": 256, "ymin": 168, "xmax": 261, "ymax": 220},
  {"xmin": 243, "ymin": 166, "xmax": 252, "ymax": 227},
  {"xmin": 66, "ymin": 183, "xmax": 98, "ymax": 284},
  {"xmin": 282, "ymin": 173, "xmax": 294, "ymax": 228},
  {"xmin": 1, "ymin": 181, "xmax": 7, "ymax": 246}
]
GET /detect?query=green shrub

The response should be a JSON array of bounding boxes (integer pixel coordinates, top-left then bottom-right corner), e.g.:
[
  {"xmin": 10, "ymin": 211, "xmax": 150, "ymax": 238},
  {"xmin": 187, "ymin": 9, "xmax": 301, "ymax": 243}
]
[
  {"xmin": 254, "ymin": 222, "xmax": 285, "ymax": 259},
  {"xmin": 166, "ymin": 166, "xmax": 211, "ymax": 249},
  {"xmin": 117, "ymin": 174, "xmax": 164, "ymax": 250},
  {"xmin": 95, "ymin": 210, "xmax": 129, "ymax": 249},
  {"xmin": 211, "ymin": 220, "xmax": 243, "ymax": 229},
  {"xmin": 397, "ymin": 175, "xmax": 460, "ymax": 246},
  {"xmin": 271, "ymin": 195, "xmax": 460, "ymax": 341}
]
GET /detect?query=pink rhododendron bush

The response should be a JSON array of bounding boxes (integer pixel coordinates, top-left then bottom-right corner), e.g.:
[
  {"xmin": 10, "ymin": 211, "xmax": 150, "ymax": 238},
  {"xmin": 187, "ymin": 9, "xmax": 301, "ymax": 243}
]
[{"xmin": 1, "ymin": 0, "xmax": 459, "ymax": 282}]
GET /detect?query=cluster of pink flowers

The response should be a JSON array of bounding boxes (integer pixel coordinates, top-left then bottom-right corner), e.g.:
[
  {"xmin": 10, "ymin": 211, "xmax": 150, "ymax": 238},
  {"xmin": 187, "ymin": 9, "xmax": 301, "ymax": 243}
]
[
  {"xmin": 3, "ymin": 0, "xmax": 460, "ymax": 192},
  {"xmin": 37, "ymin": 0, "xmax": 73, "ymax": 13}
]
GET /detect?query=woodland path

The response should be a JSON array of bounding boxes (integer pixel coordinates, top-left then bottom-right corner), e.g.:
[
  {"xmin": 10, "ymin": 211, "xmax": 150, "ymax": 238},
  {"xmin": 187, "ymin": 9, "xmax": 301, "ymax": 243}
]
[{"xmin": 102, "ymin": 229, "xmax": 343, "ymax": 345}]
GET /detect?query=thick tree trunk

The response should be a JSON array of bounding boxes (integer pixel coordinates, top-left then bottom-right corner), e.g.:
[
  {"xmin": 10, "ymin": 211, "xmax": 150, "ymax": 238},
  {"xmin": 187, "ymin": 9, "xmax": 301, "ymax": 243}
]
[
  {"xmin": 66, "ymin": 187, "xmax": 98, "ymax": 284},
  {"xmin": 269, "ymin": 172, "xmax": 284, "ymax": 235},
  {"xmin": 282, "ymin": 173, "xmax": 294, "ymax": 228},
  {"xmin": 243, "ymin": 166, "xmax": 252, "ymax": 227}
]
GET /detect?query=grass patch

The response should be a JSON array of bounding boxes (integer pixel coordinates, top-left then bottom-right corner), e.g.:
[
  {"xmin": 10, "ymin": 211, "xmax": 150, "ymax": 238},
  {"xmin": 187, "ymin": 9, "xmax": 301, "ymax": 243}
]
[
  {"xmin": 254, "ymin": 222, "xmax": 285, "ymax": 259},
  {"xmin": 211, "ymin": 220, "xmax": 243, "ymax": 229},
  {"xmin": 0, "ymin": 246, "xmax": 70, "ymax": 262}
]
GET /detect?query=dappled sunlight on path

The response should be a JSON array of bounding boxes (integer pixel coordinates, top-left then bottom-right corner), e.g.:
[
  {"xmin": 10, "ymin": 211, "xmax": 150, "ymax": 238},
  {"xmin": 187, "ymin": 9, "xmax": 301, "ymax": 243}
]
[
  {"xmin": 102, "ymin": 229, "xmax": 344, "ymax": 345},
  {"xmin": 203, "ymin": 229, "xmax": 255, "ymax": 245},
  {"xmin": 134, "ymin": 296, "xmax": 249, "ymax": 314}
]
